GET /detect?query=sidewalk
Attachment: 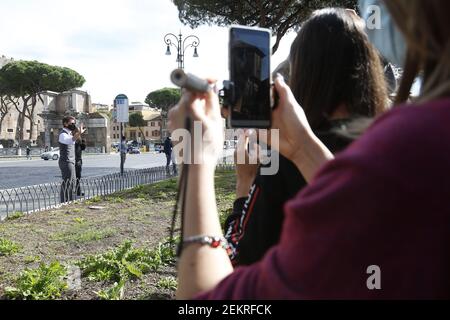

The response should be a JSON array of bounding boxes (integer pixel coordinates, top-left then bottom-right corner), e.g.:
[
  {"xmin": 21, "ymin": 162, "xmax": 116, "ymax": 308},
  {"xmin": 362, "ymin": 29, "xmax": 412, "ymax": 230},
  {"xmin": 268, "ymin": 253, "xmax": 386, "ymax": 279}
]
[{"xmin": 0, "ymin": 153, "xmax": 110, "ymax": 161}]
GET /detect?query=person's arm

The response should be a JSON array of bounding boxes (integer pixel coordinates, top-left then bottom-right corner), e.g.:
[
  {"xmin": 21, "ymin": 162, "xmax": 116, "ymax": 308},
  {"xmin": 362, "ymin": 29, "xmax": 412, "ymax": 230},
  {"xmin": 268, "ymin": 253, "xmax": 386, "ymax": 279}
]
[
  {"xmin": 170, "ymin": 77, "xmax": 334, "ymax": 299},
  {"xmin": 72, "ymin": 126, "xmax": 86, "ymax": 142},
  {"xmin": 265, "ymin": 76, "xmax": 334, "ymax": 182},
  {"xmin": 59, "ymin": 132, "xmax": 73, "ymax": 145},
  {"xmin": 178, "ymin": 164, "xmax": 234, "ymax": 299},
  {"xmin": 169, "ymin": 89, "xmax": 234, "ymax": 299}
]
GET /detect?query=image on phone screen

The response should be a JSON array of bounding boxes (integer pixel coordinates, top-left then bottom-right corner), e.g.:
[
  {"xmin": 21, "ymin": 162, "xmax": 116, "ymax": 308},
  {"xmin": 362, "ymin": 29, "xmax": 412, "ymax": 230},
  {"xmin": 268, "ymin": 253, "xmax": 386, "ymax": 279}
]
[{"xmin": 229, "ymin": 26, "xmax": 272, "ymax": 128}]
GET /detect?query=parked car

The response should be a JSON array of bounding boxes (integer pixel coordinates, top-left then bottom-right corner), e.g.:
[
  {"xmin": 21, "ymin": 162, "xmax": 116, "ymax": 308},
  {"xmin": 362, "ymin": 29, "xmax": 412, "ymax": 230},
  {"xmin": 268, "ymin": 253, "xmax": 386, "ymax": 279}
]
[
  {"xmin": 41, "ymin": 148, "xmax": 60, "ymax": 161},
  {"xmin": 128, "ymin": 147, "xmax": 141, "ymax": 154},
  {"xmin": 154, "ymin": 144, "xmax": 164, "ymax": 153}
]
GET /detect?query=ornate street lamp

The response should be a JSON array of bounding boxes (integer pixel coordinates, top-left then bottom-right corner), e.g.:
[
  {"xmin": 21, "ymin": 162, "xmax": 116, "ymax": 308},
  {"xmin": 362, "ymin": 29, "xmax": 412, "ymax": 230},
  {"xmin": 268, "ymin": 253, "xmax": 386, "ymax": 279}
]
[{"xmin": 164, "ymin": 31, "xmax": 200, "ymax": 70}]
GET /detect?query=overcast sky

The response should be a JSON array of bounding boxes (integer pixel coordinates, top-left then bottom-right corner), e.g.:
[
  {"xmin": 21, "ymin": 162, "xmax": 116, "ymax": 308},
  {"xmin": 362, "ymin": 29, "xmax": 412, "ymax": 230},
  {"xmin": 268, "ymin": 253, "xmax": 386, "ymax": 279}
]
[{"xmin": 0, "ymin": 0, "xmax": 297, "ymax": 104}]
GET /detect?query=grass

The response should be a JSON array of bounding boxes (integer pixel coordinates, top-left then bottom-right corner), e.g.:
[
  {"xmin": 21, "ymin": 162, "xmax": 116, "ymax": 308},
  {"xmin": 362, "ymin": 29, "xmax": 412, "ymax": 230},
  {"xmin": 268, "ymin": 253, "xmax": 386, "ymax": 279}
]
[
  {"xmin": 7, "ymin": 212, "xmax": 24, "ymax": 221},
  {"xmin": 76, "ymin": 239, "xmax": 177, "ymax": 300},
  {"xmin": 50, "ymin": 226, "xmax": 116, "ymax": 243},
  {"xmin": 157, "ymin": 276, "xmax": 177, "ymax": 291},
  {"xmin": 4, "ymin": 261, "xmax": 67, "ymax": 300},
  {"xmin": 0, "ymin": 170, "xmax": 236, "ymax": 300},
  {"xmin": 0, "ymin": 238, "xmax": 21, "ymax": 256},
  {"xmin": 85, "ymin": 196, "xmax": 102, "ymax": 205}
]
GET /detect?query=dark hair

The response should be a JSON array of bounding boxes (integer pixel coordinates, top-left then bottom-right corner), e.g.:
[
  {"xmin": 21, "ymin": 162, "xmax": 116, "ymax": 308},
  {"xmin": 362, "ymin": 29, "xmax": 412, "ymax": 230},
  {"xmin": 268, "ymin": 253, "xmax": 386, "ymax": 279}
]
[
  {"xmin": 290, "ymin": 8, "xmax": 388, "ymax": 129},
  {"xmin": 62, "ymin": 116, "xmax": 75, "ymax": 126}
]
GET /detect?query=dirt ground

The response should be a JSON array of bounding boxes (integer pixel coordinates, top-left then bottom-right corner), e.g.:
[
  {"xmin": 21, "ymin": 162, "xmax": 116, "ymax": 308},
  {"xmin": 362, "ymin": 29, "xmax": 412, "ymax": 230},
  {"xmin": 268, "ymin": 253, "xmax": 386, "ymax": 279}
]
[{"xmin": 0, "ymin": 170, "xmax": 235, "ymax": 300}]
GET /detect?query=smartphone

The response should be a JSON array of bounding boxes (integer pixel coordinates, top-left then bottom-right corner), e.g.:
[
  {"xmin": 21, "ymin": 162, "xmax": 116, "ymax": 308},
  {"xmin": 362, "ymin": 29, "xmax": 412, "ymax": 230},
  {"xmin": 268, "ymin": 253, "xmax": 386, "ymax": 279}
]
[{"xmin": 229, "ymin": 26, "xmax": 272, "ymax": 128}]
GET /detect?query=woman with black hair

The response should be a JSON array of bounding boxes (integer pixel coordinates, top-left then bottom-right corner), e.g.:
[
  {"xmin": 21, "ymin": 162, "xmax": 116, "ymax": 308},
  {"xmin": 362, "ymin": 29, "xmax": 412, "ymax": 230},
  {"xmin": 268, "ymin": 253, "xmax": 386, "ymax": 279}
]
[{"xmin": 225, "ymin": 8, "xmax": 388, "ymax": 267}]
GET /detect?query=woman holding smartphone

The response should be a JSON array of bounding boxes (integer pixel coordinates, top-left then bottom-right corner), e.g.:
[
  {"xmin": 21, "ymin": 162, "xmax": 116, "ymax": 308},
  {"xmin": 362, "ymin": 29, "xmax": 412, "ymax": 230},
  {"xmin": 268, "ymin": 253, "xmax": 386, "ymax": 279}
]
[
  {"xmin": 169, "ymin": 0, "xmax": 450, "ymax": 299},
  {"xmin": 225, "ymin": 8, "xmax": 388, "ymax": 267}
]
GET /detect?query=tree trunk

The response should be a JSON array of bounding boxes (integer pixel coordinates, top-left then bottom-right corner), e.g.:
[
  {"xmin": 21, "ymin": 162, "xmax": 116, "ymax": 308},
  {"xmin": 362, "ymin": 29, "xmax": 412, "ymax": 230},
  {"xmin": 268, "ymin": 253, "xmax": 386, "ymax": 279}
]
[
  {"xmin": 0, "ymin": 96, "xmax": 10, "ymax": 135},
  {"xmin": 27, "ymin": 96, "xmax": 38, "ymax": 140}
]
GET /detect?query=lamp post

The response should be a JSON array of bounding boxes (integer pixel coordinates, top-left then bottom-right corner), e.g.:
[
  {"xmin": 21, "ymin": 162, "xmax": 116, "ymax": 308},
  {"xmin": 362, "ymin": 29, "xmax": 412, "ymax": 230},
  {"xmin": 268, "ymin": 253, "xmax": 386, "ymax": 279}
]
[
  {"xmin": 162, "ymin": 32, "xmax": 200, "ymax": 140},
  {"xmin": 164, "ymin": 31, "xmax": 200, "ymax": 70}
]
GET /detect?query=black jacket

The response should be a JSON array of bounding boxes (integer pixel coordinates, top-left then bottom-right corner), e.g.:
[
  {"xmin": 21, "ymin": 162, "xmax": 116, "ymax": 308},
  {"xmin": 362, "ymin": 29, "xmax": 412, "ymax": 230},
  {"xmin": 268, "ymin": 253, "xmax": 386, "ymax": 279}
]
[
  {"xmin": 75, "ymin": 141, "xmax": 86, "ymax": 163},
  {"xmin": 224, "ymin": 119, "xmax": 356, "ymax": 266},
  {"xmin": 164, "ymin": 138, "xmax": 173, "ymax": 155}
]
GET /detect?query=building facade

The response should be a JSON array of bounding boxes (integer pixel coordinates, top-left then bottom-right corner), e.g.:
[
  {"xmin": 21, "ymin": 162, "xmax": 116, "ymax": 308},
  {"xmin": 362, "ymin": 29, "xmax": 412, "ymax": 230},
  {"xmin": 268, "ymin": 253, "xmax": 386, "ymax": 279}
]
[
  {"xmin": 110, "ymin": 102, "xmax": 162, "ymax": 144},
  {"xmin": 1, "ymin": 54, "xmax": 111, "ymax": 152}
]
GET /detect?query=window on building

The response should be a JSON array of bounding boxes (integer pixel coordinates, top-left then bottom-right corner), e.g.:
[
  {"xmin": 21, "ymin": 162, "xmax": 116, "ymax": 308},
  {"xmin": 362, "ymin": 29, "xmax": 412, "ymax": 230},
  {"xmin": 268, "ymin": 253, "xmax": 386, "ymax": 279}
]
[
  {"xmin": 151, "ymin": 122, "xmax": 155, "ymax": 127},
  {"xmin": 7, "ymin": 129, "xmax": 13, "ymax": 133},
  {"xmin": 146, "ymin": 131, "xmax": 149, "ymax": 137}
]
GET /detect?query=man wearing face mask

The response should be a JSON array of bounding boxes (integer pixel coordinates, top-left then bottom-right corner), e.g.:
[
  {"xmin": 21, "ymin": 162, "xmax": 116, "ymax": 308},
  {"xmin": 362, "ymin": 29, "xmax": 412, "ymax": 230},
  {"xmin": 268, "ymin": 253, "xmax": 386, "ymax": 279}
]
[{"xmin": 59, "ymin": 116, "xmax": 86, "ymax": 203}]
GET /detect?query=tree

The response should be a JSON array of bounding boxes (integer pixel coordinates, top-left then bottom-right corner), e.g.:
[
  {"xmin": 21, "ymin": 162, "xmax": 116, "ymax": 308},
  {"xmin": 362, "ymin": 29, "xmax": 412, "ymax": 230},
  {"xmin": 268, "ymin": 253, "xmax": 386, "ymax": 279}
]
[
  {"xmin": 0, "ymin": 61, "xmax": 85, "ymax": 144},
  {"xmin": 145, "ymin": 88, "xmax": 181, "ymax": 141},
  {"xmin": 172, "ymin": 0, "xmax": 357, "ymax": 53},
  {"xmin": 145, "ymin": 88, "xmax": 181, "ymax": 113},
  {"xmin": 129, "ymin": 112, "xmax": 147, "ymax": 145}
]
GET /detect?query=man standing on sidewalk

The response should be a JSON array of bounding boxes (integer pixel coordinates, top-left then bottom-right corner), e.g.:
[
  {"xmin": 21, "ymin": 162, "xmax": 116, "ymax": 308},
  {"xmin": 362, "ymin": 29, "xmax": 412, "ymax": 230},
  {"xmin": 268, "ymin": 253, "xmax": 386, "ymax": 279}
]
[
  {"xmin": 59, "ymin": 116, "xmax": 85, "ymax": 203},
  {"xmin": 120, "ymin": 136, "xmax": 127, "ymax": 168},
  {"xmin": 164, "ymin": 136, "xmax": 173, "ymax": 173},
  {"xmin": 26, "ymin": 146, "xmax": 31, "ymax": 160}
]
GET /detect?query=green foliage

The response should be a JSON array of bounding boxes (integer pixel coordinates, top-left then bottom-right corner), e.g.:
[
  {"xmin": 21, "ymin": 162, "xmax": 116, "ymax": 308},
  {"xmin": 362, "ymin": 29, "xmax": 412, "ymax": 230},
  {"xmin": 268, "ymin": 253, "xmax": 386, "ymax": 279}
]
[
  {"xmin": 73, "ymin": 217, "xmax": 86, "ymax": 224},
  {"xmin": 129, "ymin": 112, "xmax": 147, "ymax": 128},
  {"xmin": 7, "ymin": 211, "xmax": 24, "ymax": 221},
  {"xmin": 85, "ymin": 196, "xmax": 102, "ymax": 205},
  {"xmin": 76, "ymin": 240, "xmax": 177, "ymax": 299},
  {"xmin": 4, "ymin": 261, "xmax": 67, "ymax": 300},
  {"xmin": 106, "ymin": 196, "xmax": 125, "ymax": 204},
  {"xmin": 51, "ymin": 227, "xmax": 115, "ymax": 243},
  {"xmin": 157, "ymin": 276, "xmax": 178, "ymax": 291},
  {"xmin": 172, "ymin": 0, "xmax": 357, "ymax": 52},
  {"xmin": 145, "ymin": 88, "xmax": 181, "ymax": 113},
  {"xmin": 24, "ymin": 255, "xmax": 41, "ymax": 265},
  {"xmin": 0, "ymin": 60, "xmax": 85, "ymax": 97},
  {"xmin": 95, "ymin": 280, "xmax": 125, "ymax": 300},
  {"xmin": 0, "ymin": 238, "xmax": 21, "ymax": 256}
]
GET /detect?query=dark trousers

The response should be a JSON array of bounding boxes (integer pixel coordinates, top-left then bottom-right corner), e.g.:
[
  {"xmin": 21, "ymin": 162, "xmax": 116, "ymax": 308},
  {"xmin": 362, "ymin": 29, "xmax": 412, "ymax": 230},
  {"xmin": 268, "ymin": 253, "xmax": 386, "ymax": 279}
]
[
  {"xmin": 166, "ymin": 152, "xmax": 172, "ymax": 167},
  {"xmin": 59, "ymin": 161, "xmax": 75, "ymax": 203},
  {"xmin": 75, "ymin": 160, "xmax": 82, "ymax": 196}
]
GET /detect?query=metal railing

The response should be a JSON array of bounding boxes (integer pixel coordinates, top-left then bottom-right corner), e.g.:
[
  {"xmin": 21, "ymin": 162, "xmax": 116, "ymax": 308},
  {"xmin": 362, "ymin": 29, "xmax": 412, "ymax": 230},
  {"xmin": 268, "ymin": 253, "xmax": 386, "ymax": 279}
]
[{"xmin": 0, "ymin": 162, "xmax": 235, "ymax": 221}]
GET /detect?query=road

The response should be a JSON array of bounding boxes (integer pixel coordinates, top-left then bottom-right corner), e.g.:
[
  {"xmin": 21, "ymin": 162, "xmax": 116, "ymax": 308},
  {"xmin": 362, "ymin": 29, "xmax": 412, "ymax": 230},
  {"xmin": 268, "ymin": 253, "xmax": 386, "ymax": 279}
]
[
  {"xmin": 0, "ymin": 149, "xmax": 235, "ymax": 189},
  {"xmin": 0, "ymin": 153, "xmax": 167, "ymax": 189}
]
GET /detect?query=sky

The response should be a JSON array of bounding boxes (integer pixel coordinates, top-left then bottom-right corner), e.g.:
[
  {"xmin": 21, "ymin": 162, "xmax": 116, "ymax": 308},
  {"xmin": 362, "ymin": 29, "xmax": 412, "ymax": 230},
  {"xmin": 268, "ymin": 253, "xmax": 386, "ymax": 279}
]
[{"xmin": 0, "ymin": 0, "xmax": 297, "ymax": 105}]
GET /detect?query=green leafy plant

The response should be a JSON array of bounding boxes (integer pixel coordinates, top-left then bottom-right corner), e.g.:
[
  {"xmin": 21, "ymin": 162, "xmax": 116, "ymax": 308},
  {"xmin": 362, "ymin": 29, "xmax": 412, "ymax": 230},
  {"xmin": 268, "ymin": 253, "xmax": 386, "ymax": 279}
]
[
  {"xmin": 0, "ymin": 238, "xmax": 21, "ymax": 256},
  {"xmin": 85, "ymin": 196, "xmax": 102, "ymax": 205},
  {"xmin": 107, "ymin": 196, "xmax": 124, "ymax": 204},
  {"xmin": 157, "ymin": 276, "xmax": 177, "ymax": 291},
  {"xmin": 51, "ymin": 227, "xmax": 115, "ymax": 243},
  {"xmin": 76, "ymin": 240, "xmax": 177, "ymax": 299},
  {"xmin": 7, "ymin": 211, "xmax": 24, "ymax": 221},
  {"xmin": 73, "ymin": 217, "xmax": 86, "ymax": 224},
  {"xmin": 77, "ymin": 241, "xmax": 151, "ymax": 283},
  {"xmin": 95, "ymin": 280, "xmax": 125, "ymax": 300},
  {"xmin": 4, "ymin": 261, "xmax": 67, "ymax": 300},
  {"xmin": 24, "ymin": 255, "xmax": 41, "ymax": 264}
]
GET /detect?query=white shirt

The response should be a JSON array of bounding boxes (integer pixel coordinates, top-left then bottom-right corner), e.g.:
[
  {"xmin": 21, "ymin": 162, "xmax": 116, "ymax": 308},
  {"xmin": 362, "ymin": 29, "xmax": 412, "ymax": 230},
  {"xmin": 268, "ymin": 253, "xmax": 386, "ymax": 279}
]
[{"xmin": 59, "ymin": 128, "xmax": 75, "ymax": 145}]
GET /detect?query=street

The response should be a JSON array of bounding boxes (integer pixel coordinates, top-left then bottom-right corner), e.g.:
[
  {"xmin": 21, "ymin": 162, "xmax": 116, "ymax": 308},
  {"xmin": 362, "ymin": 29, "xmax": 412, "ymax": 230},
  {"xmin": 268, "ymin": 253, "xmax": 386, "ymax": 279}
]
[
  {"xmin": 0, "ymin": 152, "xmax": 167, "ymax": 189},
  {"xmin": 0, "ymin": 149, "xmax": 235, "ymax": 189}
]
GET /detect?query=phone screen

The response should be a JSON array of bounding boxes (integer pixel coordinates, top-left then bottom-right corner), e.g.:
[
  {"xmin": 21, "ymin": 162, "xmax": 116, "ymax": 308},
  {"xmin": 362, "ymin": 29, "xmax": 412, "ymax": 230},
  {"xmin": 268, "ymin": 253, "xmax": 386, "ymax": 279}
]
[{"xmin": 229, "ymin": 27, "xmax": 271, "ymax": 128}]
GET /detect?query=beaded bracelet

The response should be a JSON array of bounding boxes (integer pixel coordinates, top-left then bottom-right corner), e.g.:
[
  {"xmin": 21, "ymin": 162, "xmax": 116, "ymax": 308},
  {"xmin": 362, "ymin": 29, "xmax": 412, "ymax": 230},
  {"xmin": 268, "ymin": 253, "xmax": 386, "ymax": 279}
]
[{"xmin": 183, "ymin": 235, "xmax": 230, "ymax": 251}]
